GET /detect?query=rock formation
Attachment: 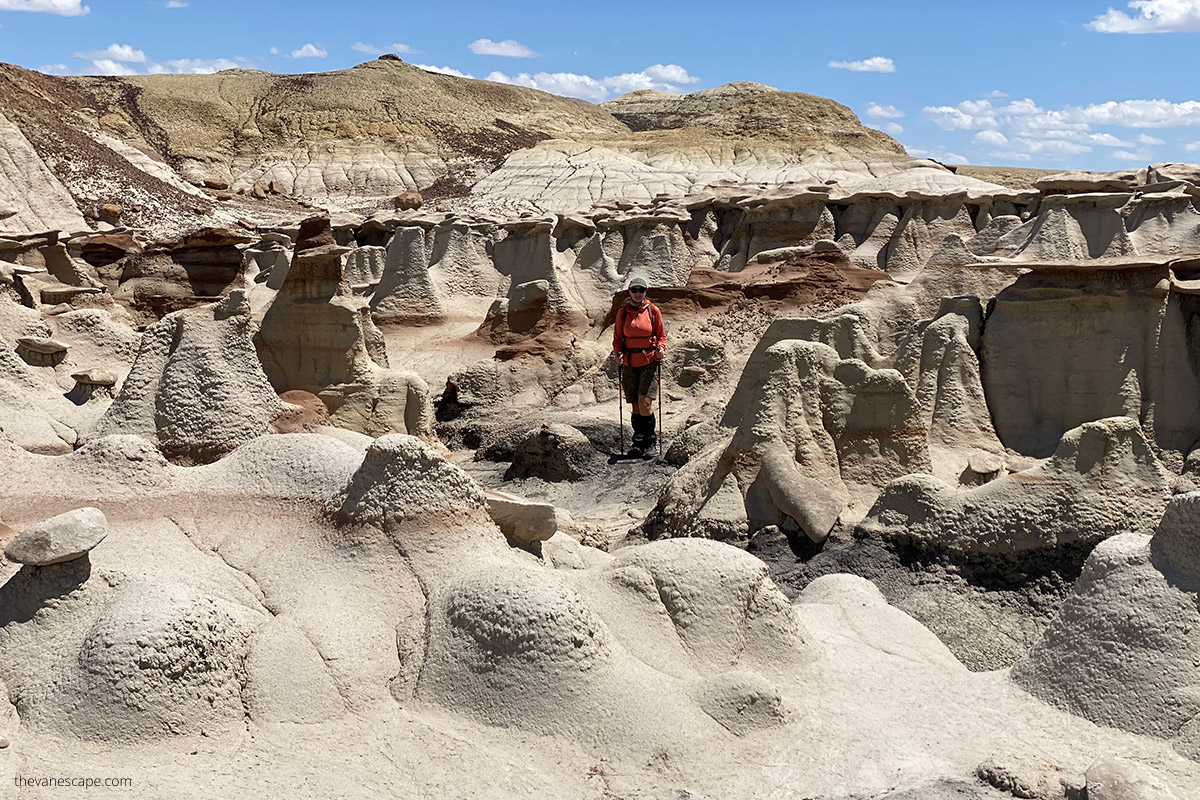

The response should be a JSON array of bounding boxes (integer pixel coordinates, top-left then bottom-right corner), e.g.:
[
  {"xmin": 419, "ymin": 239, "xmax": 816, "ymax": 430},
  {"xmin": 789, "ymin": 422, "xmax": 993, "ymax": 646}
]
[
  {"xmin": 90, "ymin": 289, "xmax": 286, "ymax": 464},
  {"xmin": 4, "ymin": 58, "xmax": 1200, "ymax": 800}
]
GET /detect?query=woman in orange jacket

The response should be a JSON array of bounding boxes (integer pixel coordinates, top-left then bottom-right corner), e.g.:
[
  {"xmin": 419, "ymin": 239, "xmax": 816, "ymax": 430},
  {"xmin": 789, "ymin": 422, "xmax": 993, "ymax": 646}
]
[{"xmin": 612, "ymin": 276, "xmax": 666, "ymax": 457}]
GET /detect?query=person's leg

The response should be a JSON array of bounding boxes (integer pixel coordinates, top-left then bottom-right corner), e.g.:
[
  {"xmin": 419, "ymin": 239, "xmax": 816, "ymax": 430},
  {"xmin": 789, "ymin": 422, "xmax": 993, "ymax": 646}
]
[
  {"xmin": 637, "ymin": 364, "xmax": 659, "ymax": 450},
  {"xmin": 636, "ymin": 363, "xmax": 657, "ymax": 416},
  {"xmin": 622, "ymin": 367, "xmax": 641, "ymax": 453},
  {"xmin": 622, "ymin": 367, "xmax": 639, "ymax": 407}
]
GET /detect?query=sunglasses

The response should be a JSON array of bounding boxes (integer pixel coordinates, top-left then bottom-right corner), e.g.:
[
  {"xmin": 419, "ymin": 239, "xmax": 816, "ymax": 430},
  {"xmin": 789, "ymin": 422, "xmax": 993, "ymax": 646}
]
[{"xmin": 630, "ymin": 287, "xmax": 646, "ymax": 293}]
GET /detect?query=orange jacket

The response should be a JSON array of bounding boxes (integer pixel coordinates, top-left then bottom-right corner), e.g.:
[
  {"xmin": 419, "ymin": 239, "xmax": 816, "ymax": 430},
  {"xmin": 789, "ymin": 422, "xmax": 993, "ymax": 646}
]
[{"xmin": 613, "ymin": 301, "xmax": 666, "ymax": 368}]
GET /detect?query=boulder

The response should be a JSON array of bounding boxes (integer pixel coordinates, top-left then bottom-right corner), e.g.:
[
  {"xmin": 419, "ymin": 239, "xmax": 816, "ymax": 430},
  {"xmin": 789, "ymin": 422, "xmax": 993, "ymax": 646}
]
[
  {"xmin": 393, "ymin": 189, "xmax": 423, "ymax": 211},
  {"xmin": 505, "ymin": 424, "xmax": 600, "ymax": 482},
  {"xmin": 174, "ymin": 227, "xmax": 254, "ymax": 249},
  {"xmin": 1086, "ymin": 758, "xmax": 1180, "ymax": 800},
  {"xmin": 67, "ymin": 369, "xmax": 120, "ymax": 403},
  {"xmin": 485, "ymin": 491, "xmax": 559, "ymax": 545},
  {"xmin": 1033, "ymin": 169, "xmax": 1145, "ymax": 193},
  {"xmin": 4, "ymin": 507, "xmax": 107, "ymax": 566}
]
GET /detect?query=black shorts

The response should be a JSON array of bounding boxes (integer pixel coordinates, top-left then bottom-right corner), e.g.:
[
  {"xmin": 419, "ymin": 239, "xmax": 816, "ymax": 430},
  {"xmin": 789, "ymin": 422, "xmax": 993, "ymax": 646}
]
[{"xmin": 621, "ymin": 362, "xmax": 659, "ymax": 404}]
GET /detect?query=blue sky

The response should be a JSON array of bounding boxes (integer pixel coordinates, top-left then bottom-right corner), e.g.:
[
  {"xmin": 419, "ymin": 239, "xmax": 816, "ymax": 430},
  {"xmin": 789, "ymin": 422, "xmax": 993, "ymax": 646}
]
[{"xmin": 3, "ymin": 0, "xmax": 1200, "ymax": 170}]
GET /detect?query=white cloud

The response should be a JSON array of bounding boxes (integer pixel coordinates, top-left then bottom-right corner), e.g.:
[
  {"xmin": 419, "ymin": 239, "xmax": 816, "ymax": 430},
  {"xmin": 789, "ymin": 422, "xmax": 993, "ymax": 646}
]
[
  {"xmin": 490, "ymin": 70, "xmax": 605, "ymax": 100},
  {"xmin": 1010, "ymin": 137, "xmax": 1093, "ymax": 156},
  {"xmin": 0, "ymin": 0, "xmax": 89, "ymax": 15},
  {"xmin": 973, "ymin": 130, "xmax": 1009, "ymax": 146},
  {"xmin": 600, "ymin": 64, "xmax": 700, "ymax": 95},
  {"xmin": 1185, "ymin": 141, "xmax": 1200, "ymax": 152},
  {"xmin": 925, "ymin": 101, "xmax": 999, "ymax": 130},
  {"xmin": 39, "ymin": 62, "xmax": 70, "ymax": 74},
  {"xmin": 469, "ymin": 38, "xmax": 537, "ymax": 57},
  {"xmin": 1139, "ymin": 133, "xmax": 1166, "ymax": 144},
  {"xmin": 828, "ymin": 56, "xmax": 895, "ymax": 73},
  {"xmin": 417, "ymin": 64, "xmax": 475, "ymax": 78},
  {"xmin": 290, "ymin": 43, "xmax": 327, "ymax": 59},
  {"xmin": 865, "ymin": 102, "xmax": 904, "ymax": 119},
  {"xmin": 927, "ymin": 95, "xmax": 1200, "ymax": 153},
  {"xmin": 908, "ymin": 146, "xmax": 968, "ymax": 164},
  {"xmin": 1087, "ymin": 0, "xmax": 1200, "ymax": 32},
  {"xmin": 986, "ymin": 89, "xmax": 1010, "ymax": 98},
  {"xmin": 351, "ymin": 41, "xmax": 417, "ymax": 55},
  {"xmin": 1071, "ymin": 98, "xmax": 1200, "ymax": 127},
  {"xmin": 87, "ymin": 59, "xmax": 139, "ymax": 75},
  {"xmin": 879, "ymin": 121, "xmax": 904, "ymax": 135},
  {"xmin": 1111, "ymin": 149, "xmax": 1153, "ymax": 160},
  {"xmin": 148, "ymin": 58, "xmax": 239, "ymax": 74},
  {"xmin": 989, "ymin": 151, "xmax": 1033, "ymax": 162},
  {"xmin": 1089, "ymin": 132, "xmax": 1135, "ymax": 146},
  {"xmin": 165, "ymin": 0, "xmax": 188, "ymax": 7},
  {"xmin": 641, "ymin": 63, "xmax": 700, "ymax": 85},
  {"xmin": 74, "ymin": 43, "xmax": 147, "ymax": 63},
  {"xmin": 487, "ymin": 63, "xmax": 699, "ymax": 102}
]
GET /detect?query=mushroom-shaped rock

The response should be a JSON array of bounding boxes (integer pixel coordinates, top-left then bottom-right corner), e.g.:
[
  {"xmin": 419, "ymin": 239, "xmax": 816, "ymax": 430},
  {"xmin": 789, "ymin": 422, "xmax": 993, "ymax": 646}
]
[
  {"xmin": 485, "ymin": 491, "xmax": 558, "ymax": 546},
  {"xmin": 4, "ymin": 507, "xmax": 107, "ymax": 566},
  {"xmin": 37, "ymin": 282, "xmax": 102, "ymax": 305},
  {"xmin": 67, "ymin": 368, "xmax": 119, "ymax": 403},
  {"xmin": 15, "ymin": 336, "xmax": 69, "ymax": 366}
]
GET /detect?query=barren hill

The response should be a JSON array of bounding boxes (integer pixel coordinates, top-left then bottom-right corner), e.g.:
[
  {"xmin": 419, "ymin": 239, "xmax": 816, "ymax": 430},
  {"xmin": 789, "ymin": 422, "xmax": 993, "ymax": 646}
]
[{"xmin": 0, "ymin": 59, "xmax": 909, "ymax": 229}]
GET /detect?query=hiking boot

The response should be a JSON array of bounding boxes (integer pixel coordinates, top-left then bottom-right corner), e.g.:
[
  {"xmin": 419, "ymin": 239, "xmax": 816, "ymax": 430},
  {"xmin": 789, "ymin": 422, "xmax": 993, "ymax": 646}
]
[{"xmin": 627, "ymin": 414, "xmax": 647, "ymax": 457}]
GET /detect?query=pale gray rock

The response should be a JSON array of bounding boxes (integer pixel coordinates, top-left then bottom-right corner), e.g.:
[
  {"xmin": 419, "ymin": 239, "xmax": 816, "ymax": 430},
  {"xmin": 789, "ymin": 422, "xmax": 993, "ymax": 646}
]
[
  {"xmin": 1011, "ymin": 493, "xmax": 1200, "ymax": 750},
  {"xmin": 860, "ymin": 417, "xmax": 1170, "ymax": 555},
  {"xmin": 983, "ymin": 260, "xmax": 1200, "ymax": 462},
  {"xmin": 694, "ymin": 670, "xmax": 788, "ymax": 734},
  {"xmin": 89, "ymin": 290, "xmax": 286, "ymax": 464},
  {"xmin": 371, "ymin": 226, "xmax": 446, "ymax": 324},
  {"xmin": 329, "ymin": 434, "xmax": 487, "ymax": 527},
  {"xmin": 14, "ymin": 336, "xmax": 68, "ymax": 355},
  {"xmin": 485, "ymin": 491, "xmax": 558, "ymax": 545},
  {"xmin": 4, "ymin": 507, "xmax": 107, "ymax": 566},
  {"xmin": 505, "ymin": 423, "xmax": 601, "ymax": 482},
  {"xmin": 0, "ymin": 109, "xmax": 88, "ymax": 234},
  {"xmin": 1086, "ymin": 758, "xmax": 1180, "ymax": 800},
  {"xmin": 609, "ymin": 538, "xmax": 807, "ymax": 668}
]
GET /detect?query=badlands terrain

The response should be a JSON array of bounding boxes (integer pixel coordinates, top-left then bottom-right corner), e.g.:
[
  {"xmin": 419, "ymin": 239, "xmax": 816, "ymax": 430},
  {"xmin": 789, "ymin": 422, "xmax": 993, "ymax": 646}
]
[{"xmin": 2, "ymin": 56, "xmax": 1200, "ymax": 798}]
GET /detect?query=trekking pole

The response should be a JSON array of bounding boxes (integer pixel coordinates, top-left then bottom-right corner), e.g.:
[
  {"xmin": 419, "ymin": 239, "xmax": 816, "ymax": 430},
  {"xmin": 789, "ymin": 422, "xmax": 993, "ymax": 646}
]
[
  {"xmin": 658, "ymin": 320, "xmax": 669, "ymax": 458},
  {"xmin": 657, "ymin": 360, "xmax": 663, "ymax": 458},
  {"xmin": 617, "ymin": 361, "xmax": 625, "ymax": 455}
]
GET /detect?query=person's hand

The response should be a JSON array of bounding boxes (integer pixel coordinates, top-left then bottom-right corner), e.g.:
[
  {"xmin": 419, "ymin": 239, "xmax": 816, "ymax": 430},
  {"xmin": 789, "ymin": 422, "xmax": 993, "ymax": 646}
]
[
  {"xmin": 616, "ymin": 352, "xmax": 626, "ymax": 366},
  {"xmin": 655, "ymin": 346, "xmax": 665, "ymax": 361}
]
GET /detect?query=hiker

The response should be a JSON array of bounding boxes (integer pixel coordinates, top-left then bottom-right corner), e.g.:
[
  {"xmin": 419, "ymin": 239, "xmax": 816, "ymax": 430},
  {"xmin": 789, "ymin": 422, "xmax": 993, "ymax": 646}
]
[{"xmin": 613, "ymin": 276, "xmax": 666, "ymax": 457}]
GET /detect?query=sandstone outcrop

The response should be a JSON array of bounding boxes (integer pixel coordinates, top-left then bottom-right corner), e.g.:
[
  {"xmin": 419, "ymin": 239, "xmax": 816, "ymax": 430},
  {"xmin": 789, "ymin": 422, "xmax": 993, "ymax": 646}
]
[
  {"xmin": 254, "ymin": 220, "xmax": 435, "ymax": 439},
  {"xmin": 89, "ymin": 290, "xmax": 285, "ymax": 464},
  {"xmin": 1012, "ymin": 493, "xmax": 1200, "ymax": 761}
]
